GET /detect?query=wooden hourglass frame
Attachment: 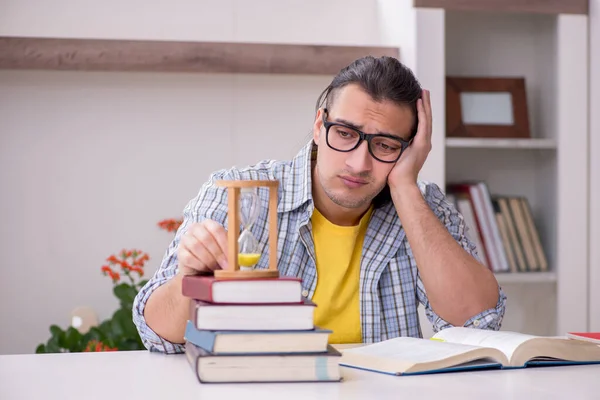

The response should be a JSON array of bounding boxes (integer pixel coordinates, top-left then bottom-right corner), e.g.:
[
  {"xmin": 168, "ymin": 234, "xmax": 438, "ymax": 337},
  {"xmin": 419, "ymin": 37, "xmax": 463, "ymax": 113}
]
[{"xmin": 213, "ymin": 179, "xmax": 280, "ymax": 280}]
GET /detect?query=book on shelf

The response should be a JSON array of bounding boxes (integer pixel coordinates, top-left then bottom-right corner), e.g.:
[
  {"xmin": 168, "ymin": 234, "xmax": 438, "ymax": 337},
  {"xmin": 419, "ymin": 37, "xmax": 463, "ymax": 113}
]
[
  {"xmin": 446, "ymin": 181, "xmax": 548, "ymax": 274},
  {"xmin": 181, "ymin": 273, "xmax": 341, "ymax": 383},
  {"xmin": 339, "ymin": 327, "xmax": 600, "ymax": 376}
]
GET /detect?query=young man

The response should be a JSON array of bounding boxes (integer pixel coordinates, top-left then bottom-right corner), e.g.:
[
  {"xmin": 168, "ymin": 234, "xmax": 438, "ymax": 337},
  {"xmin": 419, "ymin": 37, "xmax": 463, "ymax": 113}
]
[{"xmin": 133, "ymin": 56, "xmax": 506, "ymax": 354}]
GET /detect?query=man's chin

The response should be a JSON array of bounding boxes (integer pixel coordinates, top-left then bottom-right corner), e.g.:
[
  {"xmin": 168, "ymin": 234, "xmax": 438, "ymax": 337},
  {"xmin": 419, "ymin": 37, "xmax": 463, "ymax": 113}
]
[{"xmin": 327, "ymin": 189, "xmax": 373, "ymax": 209}]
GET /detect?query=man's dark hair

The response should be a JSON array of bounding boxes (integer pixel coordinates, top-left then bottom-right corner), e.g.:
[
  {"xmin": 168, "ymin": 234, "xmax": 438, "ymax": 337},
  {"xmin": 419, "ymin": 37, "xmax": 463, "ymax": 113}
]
[{"xmin": 314, "ymin": 56, "xmax": 423, "ymax": 208}]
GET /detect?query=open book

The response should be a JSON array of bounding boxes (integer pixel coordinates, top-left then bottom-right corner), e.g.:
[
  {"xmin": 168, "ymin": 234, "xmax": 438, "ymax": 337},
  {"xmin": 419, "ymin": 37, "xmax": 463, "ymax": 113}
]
[{"xmin": 339, "ymin": 327, "xmax": 600, "ymax": 376}]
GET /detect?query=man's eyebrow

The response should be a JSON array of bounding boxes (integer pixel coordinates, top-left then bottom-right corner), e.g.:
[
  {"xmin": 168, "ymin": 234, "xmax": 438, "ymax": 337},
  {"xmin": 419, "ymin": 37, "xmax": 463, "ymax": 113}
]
[{"xmin": 333, "ymin": 117, "xmax": 401, "ymax": 139}]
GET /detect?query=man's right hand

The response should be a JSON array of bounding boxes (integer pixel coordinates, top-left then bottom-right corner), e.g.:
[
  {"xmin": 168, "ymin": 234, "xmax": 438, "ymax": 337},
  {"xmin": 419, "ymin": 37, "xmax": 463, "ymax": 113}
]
[{"xmin": 177, "ymin": 220, "xmax": 229, "ymax": 275}]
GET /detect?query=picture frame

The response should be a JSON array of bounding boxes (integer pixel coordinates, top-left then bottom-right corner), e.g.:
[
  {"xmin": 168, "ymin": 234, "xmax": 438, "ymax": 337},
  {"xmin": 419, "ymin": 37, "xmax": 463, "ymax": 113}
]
[{"xmin": 446, "ymin": 77, "xmax": 531, "ymax": 139}]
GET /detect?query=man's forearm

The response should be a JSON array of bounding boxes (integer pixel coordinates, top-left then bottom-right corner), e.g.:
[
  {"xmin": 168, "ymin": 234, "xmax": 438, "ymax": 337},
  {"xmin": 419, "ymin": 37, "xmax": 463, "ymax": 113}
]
[
  {"xmin": 391, "ymin": 183, "xmax": 500, "ymax": 326},
  {"xmin": 144, "ymin": 273, "xmax": 190, "ymax": 345}
]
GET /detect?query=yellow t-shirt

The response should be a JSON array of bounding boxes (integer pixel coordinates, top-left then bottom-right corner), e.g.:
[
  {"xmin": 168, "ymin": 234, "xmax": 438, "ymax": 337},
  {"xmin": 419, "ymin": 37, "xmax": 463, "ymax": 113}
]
[{"xmin": 310, "ymin": 206, "xmax": 374, "ymax": 344}]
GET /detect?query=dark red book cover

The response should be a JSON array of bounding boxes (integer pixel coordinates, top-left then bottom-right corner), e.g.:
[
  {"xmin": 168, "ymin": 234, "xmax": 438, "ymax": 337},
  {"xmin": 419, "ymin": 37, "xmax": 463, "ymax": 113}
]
[{"xmin": 181, "ymin": 274, "xmax": 303, "ymax": 304}]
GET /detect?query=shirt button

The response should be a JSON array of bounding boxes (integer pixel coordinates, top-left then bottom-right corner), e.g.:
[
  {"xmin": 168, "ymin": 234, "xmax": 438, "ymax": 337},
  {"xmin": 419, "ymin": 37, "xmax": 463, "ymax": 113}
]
[
  {"xmin": 302, "ymin": 290, "xmax": 309, "ymax": 297},
  {"xmin": 473, "ymin": 319, "xmax": 481, "ymax": 327}
]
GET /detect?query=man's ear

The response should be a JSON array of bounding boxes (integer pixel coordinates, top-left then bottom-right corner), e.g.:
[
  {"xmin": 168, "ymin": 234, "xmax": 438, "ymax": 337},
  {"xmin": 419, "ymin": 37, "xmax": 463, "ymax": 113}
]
[{"xmin": 313, "ymin": 108, "xmax": 324, "ymax": 144}]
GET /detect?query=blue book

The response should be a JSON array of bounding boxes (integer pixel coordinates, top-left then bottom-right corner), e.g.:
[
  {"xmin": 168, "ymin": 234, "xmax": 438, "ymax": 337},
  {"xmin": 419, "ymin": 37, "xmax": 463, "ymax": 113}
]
[
  {"xmin": 184, "ymin": 320, "xmax": 332, "ymax": 355},
  {"xmin": 339, "ymin": 327, "xmax": 600, "ymax": 376}
]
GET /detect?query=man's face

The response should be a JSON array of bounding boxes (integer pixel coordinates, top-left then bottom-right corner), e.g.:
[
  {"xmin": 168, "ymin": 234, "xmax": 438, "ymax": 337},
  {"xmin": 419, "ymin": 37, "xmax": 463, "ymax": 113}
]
[{"xmin": 312, "ymin": 84, "xmax": 415, "ymax": 210}]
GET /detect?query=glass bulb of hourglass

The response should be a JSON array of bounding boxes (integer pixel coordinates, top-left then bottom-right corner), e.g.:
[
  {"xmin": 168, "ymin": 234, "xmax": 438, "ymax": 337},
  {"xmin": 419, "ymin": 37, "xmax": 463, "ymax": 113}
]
[{"xmin": 238, "ymin": 187, "xmax": 261, "ymax": 270}]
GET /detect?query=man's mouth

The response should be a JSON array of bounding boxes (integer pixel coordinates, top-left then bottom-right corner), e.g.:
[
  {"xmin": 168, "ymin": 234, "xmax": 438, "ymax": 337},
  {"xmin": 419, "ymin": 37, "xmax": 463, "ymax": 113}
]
[{"xmin": 339, "ymin": 175, "xmax": 369, "ymax": 188}]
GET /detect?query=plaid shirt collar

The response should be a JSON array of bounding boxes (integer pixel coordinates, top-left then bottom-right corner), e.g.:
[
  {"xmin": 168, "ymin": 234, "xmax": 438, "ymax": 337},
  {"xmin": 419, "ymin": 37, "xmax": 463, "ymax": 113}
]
[
  {"xmin": 277, "ymin": 139, "xmax": 316, "ymax": 214},
  {"xmin": 277, "ymin": 138, "xmax": 405, "ymax": 269}
]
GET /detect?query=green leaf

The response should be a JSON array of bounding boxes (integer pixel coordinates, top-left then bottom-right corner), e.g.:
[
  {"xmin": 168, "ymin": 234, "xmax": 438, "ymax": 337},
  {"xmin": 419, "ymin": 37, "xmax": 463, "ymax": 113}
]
[
  {"xmin": 35, "ymin": 344, "xmax": 46, "ymax": 353},
  {"xmin": 45, "ymin": 336, "xmax": 62, "ymax": 353},
  {"xmin": 111, "ymin": 308, "xmax": 138, "ymax": 339},
  {"xmin": 49, "ymin": 325, "xmax": 67, "ymax": 348},
  {"xmin": 64, "ymin": 327, "xmax": 83, "ymax": 351},
  {"xmin": 117, "ymin": 339, "xmax": 144, "ymax": 351},
  {"xmin": 49, "ymin": 325, "xmax": 63, "ymax": 339},
  {"xmin": 98, "ymin": 320, "xmax": 114, "ymax": 340},
  {"xmin": 113, "ymin": 283, "xmax": 138, "ymax": 309},
  {"xmin": 109, "ymin": 315, "xmax": 125, "ymax": 338},
  {"xmin": 84, "ymin": 327, "xmax": 107, "ymax": 343}
]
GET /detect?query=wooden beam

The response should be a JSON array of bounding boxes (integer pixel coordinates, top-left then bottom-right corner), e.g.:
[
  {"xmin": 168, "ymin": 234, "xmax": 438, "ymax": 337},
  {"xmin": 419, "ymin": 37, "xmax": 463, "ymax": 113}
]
[
  {"xmin": 413, "ymin": 0, "xmax": 588, "ymax": 15},
  {"xmin": 0, "ymin": 36, "xmax": 400, "ymax": 75}
]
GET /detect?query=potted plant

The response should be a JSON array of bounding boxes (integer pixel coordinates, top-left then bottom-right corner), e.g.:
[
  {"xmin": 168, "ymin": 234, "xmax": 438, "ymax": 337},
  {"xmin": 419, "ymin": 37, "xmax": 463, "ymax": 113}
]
[{"xmin": 36, "ymin": 218, "xmax": 183, "ymax": 353}]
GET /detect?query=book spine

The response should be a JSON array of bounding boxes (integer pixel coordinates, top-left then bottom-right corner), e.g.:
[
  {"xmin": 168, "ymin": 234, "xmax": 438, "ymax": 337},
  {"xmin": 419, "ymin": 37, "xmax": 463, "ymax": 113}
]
[
  {"xmin": 184, "ymin": 320, "xmax": 216, "ymax": 352},
  {"xmin": 182, "ymin": 278, "xmax": 214, "ymax": 302}
]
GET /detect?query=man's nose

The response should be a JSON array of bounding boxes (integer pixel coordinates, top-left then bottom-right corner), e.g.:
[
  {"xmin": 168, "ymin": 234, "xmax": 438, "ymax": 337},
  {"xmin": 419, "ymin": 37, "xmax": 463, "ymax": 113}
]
[{"xmin": 345, "ymin": 140, "xmax": 372, "ymax": 173}]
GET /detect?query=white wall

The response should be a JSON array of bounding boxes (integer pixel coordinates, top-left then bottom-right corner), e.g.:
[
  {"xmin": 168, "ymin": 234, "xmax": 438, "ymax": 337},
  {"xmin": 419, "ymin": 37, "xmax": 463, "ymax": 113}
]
[{"xmin": 0, "ymin": 0, "xmax": 429, "ymax": 354}]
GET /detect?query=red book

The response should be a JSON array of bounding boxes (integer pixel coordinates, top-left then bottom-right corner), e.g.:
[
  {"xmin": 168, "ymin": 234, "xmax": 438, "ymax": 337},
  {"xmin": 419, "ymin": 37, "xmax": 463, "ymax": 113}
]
[
  {"xmin": 567, "ymin": 332, "xmax": 600, "ymax": 345},
  {"xmin": 181, "ymin": 274, "xmax": 303, "ymax": 304}
]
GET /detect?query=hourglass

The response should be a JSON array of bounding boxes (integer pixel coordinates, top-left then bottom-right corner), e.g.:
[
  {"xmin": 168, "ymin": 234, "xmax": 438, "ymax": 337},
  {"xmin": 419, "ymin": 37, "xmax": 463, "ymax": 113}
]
[
  {"xmin": 237, "ymin": 187, "xmax": 261, "ymax": 270},
  {"xmin": 213, "ymin": 179, "xmax": 280, "ymax": 280}
]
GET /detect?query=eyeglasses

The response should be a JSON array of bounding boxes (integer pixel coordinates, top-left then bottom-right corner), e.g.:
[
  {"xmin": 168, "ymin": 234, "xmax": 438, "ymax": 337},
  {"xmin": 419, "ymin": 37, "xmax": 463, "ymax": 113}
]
[{"xmin": 322, "ymin": 109, "xmax": 412, "ymax": 163}]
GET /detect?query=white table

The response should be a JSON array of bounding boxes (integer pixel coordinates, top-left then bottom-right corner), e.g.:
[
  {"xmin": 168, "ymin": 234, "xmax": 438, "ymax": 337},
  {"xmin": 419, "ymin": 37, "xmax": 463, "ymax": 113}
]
[{"xmin": 1, "ymin": 350, "xmax": 598, "ymax": 400}]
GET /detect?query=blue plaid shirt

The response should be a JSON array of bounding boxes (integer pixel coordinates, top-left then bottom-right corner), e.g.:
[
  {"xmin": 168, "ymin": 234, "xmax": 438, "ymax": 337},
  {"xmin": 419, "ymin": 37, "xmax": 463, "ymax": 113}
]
[{"xmin": 133, "ymin": 140, "xmax": 507, "ymax": 354}]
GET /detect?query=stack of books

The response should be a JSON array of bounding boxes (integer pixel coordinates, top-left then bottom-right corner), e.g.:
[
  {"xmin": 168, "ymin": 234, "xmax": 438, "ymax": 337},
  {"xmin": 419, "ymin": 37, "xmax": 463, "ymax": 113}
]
[{"xmin": 181, "ymin": 274, "xmax": 342, "ymax": 383}]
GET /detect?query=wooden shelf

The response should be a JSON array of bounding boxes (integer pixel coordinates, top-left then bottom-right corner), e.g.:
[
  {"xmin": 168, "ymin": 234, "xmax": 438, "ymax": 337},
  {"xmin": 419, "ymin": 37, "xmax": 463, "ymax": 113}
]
[
  {"xmin": 446, "ymin": 137, "xmax": 556, "ymax": 149},
  {"xmin": 413, "ymin": 0, "xmax": 588, "ymax": 15},
  {"xmin": 0, "ymin": 36, "xmax": 399, "ymax": 75},
  {"xmin": 495, "ymin": 272, "xmax": 557, "ymax": 284}
]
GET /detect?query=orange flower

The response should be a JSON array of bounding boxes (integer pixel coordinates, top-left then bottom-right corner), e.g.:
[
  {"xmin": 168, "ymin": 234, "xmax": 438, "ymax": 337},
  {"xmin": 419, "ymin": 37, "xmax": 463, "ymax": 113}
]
[
  {"xmin": 106, "ymin": 255, "xmax": 119, "ymax": 264},
  {"xmin": 158, "ymin": 218, "xmax": 183, "ymax": 233},
  {"xmin": 108, "ymin": 270, "xmax": 120, "ymax": 283},
  {"xmin": 119, "ymin": 260, "xmax": 132, "ymax": 271},
  {"xmin": 84, "ymin": 340, "xmax": 118, "ymax": 352},
  {"xmin": 130, "ymin": 266, "xmax": 144, "ymax": 276},
  {"xmin": 101, "ymin": 265, "xmax": 112, "ymax": 274}
]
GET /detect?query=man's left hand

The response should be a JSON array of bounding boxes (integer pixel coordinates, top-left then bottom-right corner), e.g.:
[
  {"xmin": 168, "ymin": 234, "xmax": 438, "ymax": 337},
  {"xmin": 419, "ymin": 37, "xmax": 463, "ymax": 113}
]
[{"xmin": 387, "ymin": 89, "xmax": 433, "ymax": 189}]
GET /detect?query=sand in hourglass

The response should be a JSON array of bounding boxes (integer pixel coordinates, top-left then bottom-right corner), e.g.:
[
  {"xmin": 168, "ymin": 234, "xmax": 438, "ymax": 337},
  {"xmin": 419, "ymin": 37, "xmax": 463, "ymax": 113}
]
[{"xmin": 238, "ymin": 187, "xmax": 261, "ymax": 271}]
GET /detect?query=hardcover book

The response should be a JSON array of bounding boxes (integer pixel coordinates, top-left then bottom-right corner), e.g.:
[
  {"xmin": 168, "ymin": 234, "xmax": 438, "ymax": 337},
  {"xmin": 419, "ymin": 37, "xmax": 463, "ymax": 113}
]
[
  {"xmin": 182, "ymin": 274, "xmax": 303, "ymax": 304},
  {"xmin": 189, "ymin": 297, "xmax": 316, "ymax": 331},
  {"xmin": 184, "ymin": 320, "xmax": 332, "ymax": 354},
  {"xmin": 185, "ymin": 341, "xmax": 342, "ymax": 383},
  {"xmin": 339, "ymin": 327, "xmax": 600, "ymax": 376}
]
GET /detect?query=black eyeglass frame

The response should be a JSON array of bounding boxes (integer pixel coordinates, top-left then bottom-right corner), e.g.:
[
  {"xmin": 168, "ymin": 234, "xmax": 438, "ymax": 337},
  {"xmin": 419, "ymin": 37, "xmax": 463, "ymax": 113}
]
[{"xmin": 321, "ymin": 108, "xmax": 413, "ymax": 164}]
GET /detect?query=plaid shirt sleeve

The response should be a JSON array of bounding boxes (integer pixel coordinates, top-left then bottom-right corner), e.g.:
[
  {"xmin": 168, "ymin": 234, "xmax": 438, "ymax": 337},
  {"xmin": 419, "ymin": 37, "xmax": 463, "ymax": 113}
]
[
  {"xmin": 132, "ymin": 169, "xmax": 232, "ymax": 354},
  {"xmin": 416, "ymin": 182, "xmax": 507, "ymax": 332}
]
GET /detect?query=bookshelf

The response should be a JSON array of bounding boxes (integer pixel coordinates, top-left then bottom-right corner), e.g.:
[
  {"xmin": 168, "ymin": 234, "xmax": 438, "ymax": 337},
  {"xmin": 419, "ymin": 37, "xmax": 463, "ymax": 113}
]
[
  {"xmin": 414, "ymin": 0, "xmax": 588, "ymax": 15},
  {"xmin": 445, "ymin": 138, "xmax": 556, "ymax": 150},
  {"xmin": 0, "ymin": 36, "xmax": 398, "ymax": 75},
  {"xmin": 414, "ymin": 4, "xmax": 590, "ymax": 336},
  {"xmin": 495, "ymin": 272, "xmax": 557, "ymax": 285}
]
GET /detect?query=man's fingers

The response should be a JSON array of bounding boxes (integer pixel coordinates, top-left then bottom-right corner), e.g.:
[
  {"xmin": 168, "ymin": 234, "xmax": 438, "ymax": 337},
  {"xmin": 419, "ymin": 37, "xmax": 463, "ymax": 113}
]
[
  {"xmin": 423, "ymin": 90, "xmax": 433, "ymax": 138},
  {"xmin": 178, "ymin": 245, "xmax": 204, "ymax": 271},
  {"xmin": 186, "ymin": 222, "xmax": 228, "ymax": 269},
  {"xmin": 415, "ymin": 99, "xmax": 428, "ymax": 144},
  {"xmin": 181, "ymin": 229, "xmax": 221, "ymax": 271},
  {"xmin": 203, "ymin": 220, "xmax": 230, "ymax": 269},
  {"xmin": 196, "ymin": 224, "xmax": 228, "ymax": 270}
]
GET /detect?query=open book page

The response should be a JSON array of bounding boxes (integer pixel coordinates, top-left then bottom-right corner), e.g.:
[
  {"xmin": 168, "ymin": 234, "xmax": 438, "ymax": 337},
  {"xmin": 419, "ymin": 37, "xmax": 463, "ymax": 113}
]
[
  {"xmin": 431, "ymin": 327, "xmax": 600, "ymax": 367},
  {"xmin": 339, "ymin": 337, "xmax": 507, "ymax": 374},
  {"xmin": 432, "ymin": 327, "xmax": 537, "ymax": 363}
]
